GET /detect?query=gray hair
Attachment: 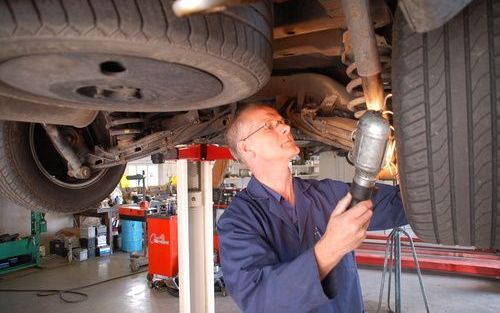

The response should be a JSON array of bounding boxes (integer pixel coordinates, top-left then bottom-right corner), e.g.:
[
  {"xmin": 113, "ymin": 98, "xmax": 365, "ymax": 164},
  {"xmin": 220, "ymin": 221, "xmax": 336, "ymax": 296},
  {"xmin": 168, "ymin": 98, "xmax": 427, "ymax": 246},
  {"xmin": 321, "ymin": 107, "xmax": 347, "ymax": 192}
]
[{"xmin": 225, "ymin": 103, "xmax": 273, "ymax": 162}]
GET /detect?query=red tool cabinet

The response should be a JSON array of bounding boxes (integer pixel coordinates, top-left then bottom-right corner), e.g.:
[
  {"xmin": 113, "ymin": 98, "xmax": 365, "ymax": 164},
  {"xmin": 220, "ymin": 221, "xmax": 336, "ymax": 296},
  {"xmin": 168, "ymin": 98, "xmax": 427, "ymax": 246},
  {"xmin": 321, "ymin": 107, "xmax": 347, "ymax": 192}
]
[{"xmin": 147, "ymin": 214, "xmax": 178, "ymax": 277}]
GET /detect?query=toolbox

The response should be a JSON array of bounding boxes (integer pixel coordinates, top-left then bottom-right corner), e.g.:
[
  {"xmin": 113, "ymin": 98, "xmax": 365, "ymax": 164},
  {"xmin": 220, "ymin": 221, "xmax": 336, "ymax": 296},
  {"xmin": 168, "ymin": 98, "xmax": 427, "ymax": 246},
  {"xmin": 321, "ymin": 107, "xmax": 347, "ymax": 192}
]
[{"xmin": 147, "ymin": 215, "xmax": 178, "ymax": 277}]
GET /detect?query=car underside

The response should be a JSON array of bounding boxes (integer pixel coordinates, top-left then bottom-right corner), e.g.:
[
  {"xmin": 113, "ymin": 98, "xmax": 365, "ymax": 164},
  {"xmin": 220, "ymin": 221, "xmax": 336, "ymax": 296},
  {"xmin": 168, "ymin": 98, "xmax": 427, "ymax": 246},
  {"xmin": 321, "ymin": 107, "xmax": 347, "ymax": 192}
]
[{"xmin": 0, "ymin": 0, "xmax": 498, "ymax": 249}]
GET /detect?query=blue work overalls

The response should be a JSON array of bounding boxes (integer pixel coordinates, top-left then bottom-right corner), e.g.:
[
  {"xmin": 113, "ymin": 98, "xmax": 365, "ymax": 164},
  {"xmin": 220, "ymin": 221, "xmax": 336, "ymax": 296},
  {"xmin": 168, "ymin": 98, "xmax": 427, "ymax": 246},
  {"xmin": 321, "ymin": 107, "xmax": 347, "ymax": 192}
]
[{"xmin": 217, "ymin": 177, "xmax": 407, "ymax": 313}]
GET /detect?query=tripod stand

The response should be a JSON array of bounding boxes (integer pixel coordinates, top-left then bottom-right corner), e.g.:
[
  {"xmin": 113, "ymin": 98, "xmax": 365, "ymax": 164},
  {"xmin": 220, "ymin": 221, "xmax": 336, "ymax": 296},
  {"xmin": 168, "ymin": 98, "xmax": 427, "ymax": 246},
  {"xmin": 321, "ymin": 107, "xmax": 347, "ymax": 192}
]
[{"xmin": 376, "ymin": 227, "xmax": 430, "ymax": 313}]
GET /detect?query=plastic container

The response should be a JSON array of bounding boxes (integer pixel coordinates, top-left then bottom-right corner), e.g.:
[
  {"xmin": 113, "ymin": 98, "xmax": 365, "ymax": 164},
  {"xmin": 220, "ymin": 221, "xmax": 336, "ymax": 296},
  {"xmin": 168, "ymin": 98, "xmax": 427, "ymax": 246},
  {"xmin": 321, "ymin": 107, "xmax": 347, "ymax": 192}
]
[{"xmin": 121, "ymin": 220, "xmax": 143, "ymax": 252}]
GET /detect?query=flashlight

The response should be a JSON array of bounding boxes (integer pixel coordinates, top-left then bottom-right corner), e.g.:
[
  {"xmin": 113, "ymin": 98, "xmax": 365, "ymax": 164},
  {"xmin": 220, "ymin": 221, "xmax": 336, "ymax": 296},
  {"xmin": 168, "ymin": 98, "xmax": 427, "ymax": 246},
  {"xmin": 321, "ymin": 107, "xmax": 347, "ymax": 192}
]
[{"xmin": 348, "ymin": 110, "xmax": 390, "ymax": 208}]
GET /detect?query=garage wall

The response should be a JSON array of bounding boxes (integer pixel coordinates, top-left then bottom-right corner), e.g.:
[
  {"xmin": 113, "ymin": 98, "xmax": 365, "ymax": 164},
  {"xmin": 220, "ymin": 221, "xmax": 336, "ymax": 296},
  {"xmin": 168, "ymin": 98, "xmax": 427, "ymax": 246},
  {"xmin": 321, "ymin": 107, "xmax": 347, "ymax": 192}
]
[
  {"xmin": 0, "ymin": 196, "xmax": 73, "ymax": 237},
  {"xmin": 126, "ymin": 157, "xmax": 176, "ymax": 187},
  {"xmin": 318, "ymin": 151, "xmax": 355, "ymax": 182}
]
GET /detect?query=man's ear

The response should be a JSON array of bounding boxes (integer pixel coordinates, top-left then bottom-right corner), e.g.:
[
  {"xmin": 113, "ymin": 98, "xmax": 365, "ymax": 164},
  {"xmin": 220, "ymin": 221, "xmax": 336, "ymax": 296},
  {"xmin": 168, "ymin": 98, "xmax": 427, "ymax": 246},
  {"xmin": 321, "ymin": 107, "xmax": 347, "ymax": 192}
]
[
  {"xmin": 237, "ymin": 140, "xmax": 256, "ymax": 161},
  {"xmin": 228, "ymin": 148, "xmax": 239, "ymax": 163}
]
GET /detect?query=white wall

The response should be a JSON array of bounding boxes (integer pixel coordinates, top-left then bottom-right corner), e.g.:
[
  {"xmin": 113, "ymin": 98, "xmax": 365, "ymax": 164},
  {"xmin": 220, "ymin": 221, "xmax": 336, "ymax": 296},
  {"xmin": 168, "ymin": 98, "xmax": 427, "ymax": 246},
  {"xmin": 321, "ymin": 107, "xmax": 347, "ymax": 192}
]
[
  {"xmin": 0, "ymin": 198, "xmax": 30, "ymax": 235},
  {"xmin": 159, "ymin": 161, "xmax": 177, "ymax": 185},
  {"xmin": 126, "ymin": 156, "xmax": 176, "ymax": 187},
  {"xmin": 0, "ymin": 196, "xmax": 73, "ymax": 237},
  {"xmin": 318, "ymin": 151, "xmax": 355, "ymax": 182}
]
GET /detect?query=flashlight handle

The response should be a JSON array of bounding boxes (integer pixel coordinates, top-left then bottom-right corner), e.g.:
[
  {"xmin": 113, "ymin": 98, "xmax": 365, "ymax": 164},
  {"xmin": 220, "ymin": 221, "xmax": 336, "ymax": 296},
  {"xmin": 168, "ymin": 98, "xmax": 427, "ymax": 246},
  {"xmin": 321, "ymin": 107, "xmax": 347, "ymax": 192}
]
[{"xmin": 349, "ymin": 181, "xmax": 373, "ymax": 208}]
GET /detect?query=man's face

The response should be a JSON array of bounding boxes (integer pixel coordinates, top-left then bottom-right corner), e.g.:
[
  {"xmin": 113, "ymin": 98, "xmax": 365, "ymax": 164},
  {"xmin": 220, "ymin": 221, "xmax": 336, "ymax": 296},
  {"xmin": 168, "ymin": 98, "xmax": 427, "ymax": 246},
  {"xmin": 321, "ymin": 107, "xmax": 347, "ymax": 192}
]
[{"xmin": 238, "ymin": 106, "xmax": 300, "ymax": 164}]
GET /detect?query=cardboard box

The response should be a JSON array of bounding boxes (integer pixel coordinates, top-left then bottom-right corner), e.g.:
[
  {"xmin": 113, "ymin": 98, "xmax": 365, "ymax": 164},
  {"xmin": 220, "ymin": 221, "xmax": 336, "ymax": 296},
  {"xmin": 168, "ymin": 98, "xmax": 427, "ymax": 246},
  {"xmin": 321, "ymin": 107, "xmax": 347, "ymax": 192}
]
[
  {"xmin": 64, "ymin": 236, "xmax": 80, "ymax": 249},
  {"xmin": 96, "ymin": 225, "xmax": 107, "ymax": 235},
  {"xmin": 72, "ymin": 248, "xmax": 88, "ymax": 261},
  {"xmin": 80, "ymin": 226, "xmax": 96, "ymax": 239},
  {"xmin": 87, "ymin": 247, "xmax": 96, "ymax": 258},
  {"xmin": 96, "ymin": 235, "xmax": 107, "ymax": 247}
]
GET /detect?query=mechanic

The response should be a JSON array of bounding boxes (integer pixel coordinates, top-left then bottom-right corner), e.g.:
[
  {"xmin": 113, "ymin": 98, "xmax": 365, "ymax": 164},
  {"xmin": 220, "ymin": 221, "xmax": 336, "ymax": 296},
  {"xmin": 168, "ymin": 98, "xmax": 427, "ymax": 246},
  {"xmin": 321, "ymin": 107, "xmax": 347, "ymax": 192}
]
[{"xmin": 217, "ymin": 103, "xmax": 407, "ymax": 313}]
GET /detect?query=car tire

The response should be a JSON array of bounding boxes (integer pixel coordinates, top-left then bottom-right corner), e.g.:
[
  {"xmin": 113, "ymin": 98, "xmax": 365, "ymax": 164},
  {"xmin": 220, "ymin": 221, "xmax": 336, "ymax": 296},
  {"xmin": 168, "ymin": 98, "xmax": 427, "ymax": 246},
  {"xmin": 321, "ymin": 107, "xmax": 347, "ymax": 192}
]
[
  {"xmin": 0, "ymin": 0, "xmax": 272, "ymax": 112},
  {"xmin": 0, "ymin": 120, "xmax": 125, "ymax": 213},
  {"xmin": 392, "ymin": 0, "xmax": 499, "ymax": 248}
]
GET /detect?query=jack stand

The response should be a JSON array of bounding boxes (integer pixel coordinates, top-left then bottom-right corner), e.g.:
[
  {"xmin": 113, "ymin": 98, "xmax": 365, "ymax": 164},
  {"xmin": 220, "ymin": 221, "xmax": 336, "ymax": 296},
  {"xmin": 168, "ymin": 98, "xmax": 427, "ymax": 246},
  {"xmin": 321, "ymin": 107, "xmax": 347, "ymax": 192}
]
[{"xmin": 376, "ymin": 227, "xmax": 430, "ymax": 313}]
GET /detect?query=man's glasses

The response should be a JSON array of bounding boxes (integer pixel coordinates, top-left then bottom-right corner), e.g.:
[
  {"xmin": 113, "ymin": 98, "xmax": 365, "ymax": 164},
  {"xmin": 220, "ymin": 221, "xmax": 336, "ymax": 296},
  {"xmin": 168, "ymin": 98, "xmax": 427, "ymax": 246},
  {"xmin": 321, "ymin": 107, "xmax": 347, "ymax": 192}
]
[{"xmin": 239, "ymin": 119, "xmax": 290, "ymax": 141}]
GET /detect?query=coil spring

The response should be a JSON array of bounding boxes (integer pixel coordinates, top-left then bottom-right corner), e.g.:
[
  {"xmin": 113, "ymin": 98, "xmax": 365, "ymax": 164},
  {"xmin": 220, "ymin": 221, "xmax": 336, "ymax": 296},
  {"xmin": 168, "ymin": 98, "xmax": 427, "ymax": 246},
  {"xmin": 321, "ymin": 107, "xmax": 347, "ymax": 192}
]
[
  {"xmin": 341, "ymin": 32, "xmax": 392, "ymax": 118},
  {"xmin": 106, "ymin": 113, "xmax": 145, "ymax": 145}
]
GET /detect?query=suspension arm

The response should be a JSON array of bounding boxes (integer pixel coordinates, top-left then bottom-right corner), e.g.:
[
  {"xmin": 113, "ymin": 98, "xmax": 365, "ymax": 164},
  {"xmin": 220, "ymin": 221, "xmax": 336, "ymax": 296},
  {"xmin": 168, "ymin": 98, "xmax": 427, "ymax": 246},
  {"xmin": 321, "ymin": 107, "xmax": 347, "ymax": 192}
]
[{"xmin": 43, "ymin": 124, "xmax": 91, "ymax": 179}]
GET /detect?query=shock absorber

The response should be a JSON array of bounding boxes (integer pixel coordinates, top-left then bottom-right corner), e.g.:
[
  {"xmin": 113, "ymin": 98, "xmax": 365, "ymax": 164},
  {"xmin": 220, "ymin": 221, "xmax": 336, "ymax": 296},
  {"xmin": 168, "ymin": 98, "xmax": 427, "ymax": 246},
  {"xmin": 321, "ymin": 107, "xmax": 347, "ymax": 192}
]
[{"xmin": 105, "ymin": 113, "xmax": 145, "ymax": 147}]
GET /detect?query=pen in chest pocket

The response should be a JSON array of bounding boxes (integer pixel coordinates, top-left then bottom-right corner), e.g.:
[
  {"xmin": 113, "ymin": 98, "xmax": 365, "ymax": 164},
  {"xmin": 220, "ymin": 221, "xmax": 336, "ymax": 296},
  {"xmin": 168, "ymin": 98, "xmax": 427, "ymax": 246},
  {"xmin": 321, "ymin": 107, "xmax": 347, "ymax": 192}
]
[{"xmin": 313, "ymin": 226, "xmax": 322, "ymax": 241}]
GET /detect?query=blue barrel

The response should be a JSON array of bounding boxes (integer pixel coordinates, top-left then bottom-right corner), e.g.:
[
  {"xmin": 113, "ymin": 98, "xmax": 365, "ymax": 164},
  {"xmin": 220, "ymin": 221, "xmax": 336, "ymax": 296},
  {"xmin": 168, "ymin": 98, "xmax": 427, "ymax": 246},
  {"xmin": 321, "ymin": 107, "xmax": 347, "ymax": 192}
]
[{"xmin": 121, "ymin": 220, "xmax": 142, "ymax": 252}]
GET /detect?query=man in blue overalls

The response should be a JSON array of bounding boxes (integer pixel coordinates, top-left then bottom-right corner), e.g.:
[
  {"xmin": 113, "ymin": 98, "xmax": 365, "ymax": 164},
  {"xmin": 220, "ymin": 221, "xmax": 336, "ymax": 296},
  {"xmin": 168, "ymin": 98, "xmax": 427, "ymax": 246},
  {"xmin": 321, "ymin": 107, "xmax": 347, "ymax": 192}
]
[{"xmin": 217, "ymin": 104, "xmax": 407, "ymax": 313}]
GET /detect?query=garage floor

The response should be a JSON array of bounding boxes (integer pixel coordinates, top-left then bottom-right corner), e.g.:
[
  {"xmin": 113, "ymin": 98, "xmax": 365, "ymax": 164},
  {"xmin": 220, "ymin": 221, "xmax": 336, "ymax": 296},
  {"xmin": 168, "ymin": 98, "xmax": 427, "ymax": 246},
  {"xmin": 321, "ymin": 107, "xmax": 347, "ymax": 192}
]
[{"xmin": 0, "ymin": 252, "xmax": 498, "ymax": 313}]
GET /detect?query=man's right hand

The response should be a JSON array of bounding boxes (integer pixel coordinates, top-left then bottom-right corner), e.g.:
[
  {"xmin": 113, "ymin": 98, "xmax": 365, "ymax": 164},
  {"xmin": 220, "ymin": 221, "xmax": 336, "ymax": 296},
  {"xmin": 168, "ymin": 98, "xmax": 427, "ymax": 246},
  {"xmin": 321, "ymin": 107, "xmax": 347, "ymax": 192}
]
[{"xmin": 313, "ymin": 193, "xmax": 373, "ymax": 280}]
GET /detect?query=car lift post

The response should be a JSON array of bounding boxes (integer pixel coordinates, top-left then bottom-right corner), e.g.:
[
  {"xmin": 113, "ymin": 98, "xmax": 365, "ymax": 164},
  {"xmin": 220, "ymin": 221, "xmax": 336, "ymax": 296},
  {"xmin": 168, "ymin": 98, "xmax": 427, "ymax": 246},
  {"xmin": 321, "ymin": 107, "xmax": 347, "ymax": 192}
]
[{"xmin": 175, "ymin": 144, "xmax": 233, "ymax": 313}]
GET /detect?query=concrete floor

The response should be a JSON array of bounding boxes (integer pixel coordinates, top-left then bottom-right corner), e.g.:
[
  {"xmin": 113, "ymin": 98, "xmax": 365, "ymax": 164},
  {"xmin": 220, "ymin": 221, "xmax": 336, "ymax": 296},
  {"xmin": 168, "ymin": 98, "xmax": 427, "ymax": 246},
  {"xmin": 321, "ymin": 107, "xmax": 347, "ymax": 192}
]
[{"xmin": 0, "ymin": 252, "xmax": 498, "ymax": 313}]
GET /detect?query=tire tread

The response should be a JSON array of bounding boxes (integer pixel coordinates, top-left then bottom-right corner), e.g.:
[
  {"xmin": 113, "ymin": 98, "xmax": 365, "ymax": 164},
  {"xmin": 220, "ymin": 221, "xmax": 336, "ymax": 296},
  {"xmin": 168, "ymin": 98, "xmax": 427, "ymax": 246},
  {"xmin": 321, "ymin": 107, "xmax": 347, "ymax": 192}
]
[{"xmin": 394, "ymin": 0, "xmax": 499, "ymax": 248}]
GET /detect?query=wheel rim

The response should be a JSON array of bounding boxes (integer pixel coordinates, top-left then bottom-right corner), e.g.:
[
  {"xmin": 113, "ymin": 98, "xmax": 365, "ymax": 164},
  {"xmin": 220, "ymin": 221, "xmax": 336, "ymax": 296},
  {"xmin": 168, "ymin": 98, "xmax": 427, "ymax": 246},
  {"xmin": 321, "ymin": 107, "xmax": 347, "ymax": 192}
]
[
  {"xmin": 29, "ymin": 124, "xmax": 108, "ymax": 189},
  {"xmin": 0, "ymin": 53, "xmax": 223, "ymax": 111}
]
